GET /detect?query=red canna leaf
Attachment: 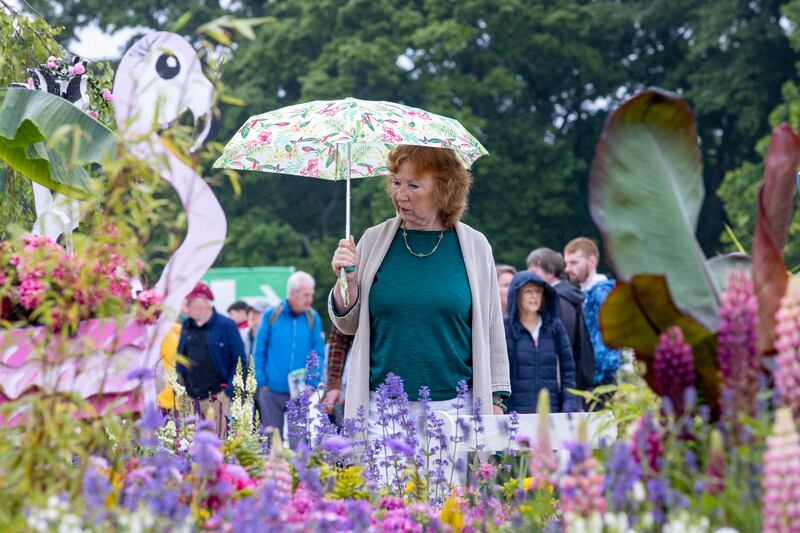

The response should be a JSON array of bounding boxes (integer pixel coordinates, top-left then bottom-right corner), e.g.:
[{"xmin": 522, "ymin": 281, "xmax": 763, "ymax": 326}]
[{"xmin": 753, "ymin": 124, "xmax": 800, "ymax": 354}]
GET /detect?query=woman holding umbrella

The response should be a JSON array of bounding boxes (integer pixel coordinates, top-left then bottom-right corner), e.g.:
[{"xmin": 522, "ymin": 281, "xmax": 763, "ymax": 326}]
[{"xmin": 329, "ymin": 145, "xmax": 510, "ymax": 422}]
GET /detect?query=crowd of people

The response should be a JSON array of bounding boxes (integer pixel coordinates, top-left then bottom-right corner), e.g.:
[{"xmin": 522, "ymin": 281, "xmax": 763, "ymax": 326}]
[{"xmin": 166, "ymin": 145, "xmax": 622, "ymax": 442}]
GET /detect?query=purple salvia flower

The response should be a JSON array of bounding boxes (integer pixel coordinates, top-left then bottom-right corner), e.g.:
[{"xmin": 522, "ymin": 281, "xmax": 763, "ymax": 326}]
[
  {"xmin": 472, "ymin": 396, "xmax": 485, "ymax": 452},
  {"xmin": 762, "ymin": 407, "xmax": 800, "ymax": 532},
  {"xmin": 305, "ymin": 350, "xmax": 320, "ymax": 383},
  {"xmin": 126, "ymin": 366, "xmax": 155, "ymax": 382},
  {"xmin": 322, "ymin": 434, "xmax": 353, "ymax": 458},
  {"xmin": 775, "ymin": 277, "xmax": 800, "ymax": 420},
  {"xmin": 717, "ymin": 270, "xmax": 760, "ymax": 424},
  {"xmin": 652, "ymin": 326, "xmax": 695, "ymax": 416}
]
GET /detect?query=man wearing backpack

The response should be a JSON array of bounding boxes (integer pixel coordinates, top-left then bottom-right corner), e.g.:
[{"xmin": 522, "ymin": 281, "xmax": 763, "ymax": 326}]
[
  {"xmin": 527, "ymin": 248, "xmax": 595, "ymax": 397},
  {"xmin": 253, "ymin": 271, "xmax": 326, "ymax": 444}
]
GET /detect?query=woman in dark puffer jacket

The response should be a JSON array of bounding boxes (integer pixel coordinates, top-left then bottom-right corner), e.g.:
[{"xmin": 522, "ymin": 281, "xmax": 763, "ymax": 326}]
[{"xmin": 504, "ymin": 271, "xmax": 576, "ymax": 413}]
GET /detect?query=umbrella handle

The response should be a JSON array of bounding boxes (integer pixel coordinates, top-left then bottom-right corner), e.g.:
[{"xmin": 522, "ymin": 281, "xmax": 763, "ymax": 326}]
[{"xmin": 339, "ymin": 267, "xmax": 350, "ymax": 308}]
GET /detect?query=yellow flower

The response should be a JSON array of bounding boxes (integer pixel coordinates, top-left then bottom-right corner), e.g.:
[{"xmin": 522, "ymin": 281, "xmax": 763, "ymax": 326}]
[
  {"xmin": 404, "ymin": 482, "xmax": 416, "ymax": 494},
  {"xmin": 523, "ymin": 477, "xmax": 535, "ymax": 491},
  {"xmin": 440, "ymin": 492, "xmax": 463, "ymax": 533},
  {"xmin": 519, "ymin": 504, "xmax": 532, "ymax": 514}
]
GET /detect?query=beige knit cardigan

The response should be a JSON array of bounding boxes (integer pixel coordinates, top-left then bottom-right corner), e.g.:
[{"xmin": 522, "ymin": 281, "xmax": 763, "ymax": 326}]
[{"xmin": 328, "ymin": 216, "xmax": 511, "ymax": 419}]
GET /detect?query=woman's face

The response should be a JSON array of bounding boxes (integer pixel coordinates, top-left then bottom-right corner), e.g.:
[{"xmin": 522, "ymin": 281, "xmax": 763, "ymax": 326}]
[
  {"xmin": 517, "ymin": 283, "xmax": 544, "ymax": 316},
  {"xmin": 390, "ymin": 161, "xmax": 440, "ymax": 230}
]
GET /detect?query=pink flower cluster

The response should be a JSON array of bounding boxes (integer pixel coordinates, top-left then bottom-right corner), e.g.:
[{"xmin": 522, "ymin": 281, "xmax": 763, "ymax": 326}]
[
  {"xmin": 631, "ymin": 411, "xmax": 663, "ymax": 473},
  {"xmin": 0, "ymin": 233, "xmax": 160, "ymax": 330},
  {"xmin": 652, "ymin": 326, "xmax": 695, "ymax": 415},
  {"xmin": 776, "ymin": 277, "xmax": 800, "ymax": 419},
  {"xmin": 762, "ymin": 408, "xmax": 800, "ymax": 532},
  {"xmin": 560, "ymin": 450, "xmax": 606, "ymax": 517},
  {"xmin": 135, "ymin": 288, "xmax": 163, "ymax": 325}
]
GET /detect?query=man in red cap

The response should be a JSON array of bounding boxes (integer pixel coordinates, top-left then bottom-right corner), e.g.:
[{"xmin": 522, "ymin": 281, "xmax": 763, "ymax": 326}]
[{"xmin": 176, "ymin": 282, "xmax": 246, "ymax": 435}]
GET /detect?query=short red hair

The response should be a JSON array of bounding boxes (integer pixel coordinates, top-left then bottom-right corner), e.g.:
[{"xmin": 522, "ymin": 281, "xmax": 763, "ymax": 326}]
[
  {"xmin": 564, "ymin": 237, "xmax": 600, "ymax": 259},
  {"xmin": 387, "ymin": 145, "xmax": 472, "ymax": 228}
]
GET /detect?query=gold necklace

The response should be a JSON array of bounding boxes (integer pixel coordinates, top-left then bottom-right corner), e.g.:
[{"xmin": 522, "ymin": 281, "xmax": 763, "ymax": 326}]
[{"xmin": 401, "ymin": 222, "xmax": 444, "ymax": 258}]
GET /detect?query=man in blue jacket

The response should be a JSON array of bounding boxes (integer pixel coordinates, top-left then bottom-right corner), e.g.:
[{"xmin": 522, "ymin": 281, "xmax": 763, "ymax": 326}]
[
  {"xmin": 253, "ymin": 271, "xmax": 325, "ymax": 444},
  {"xmin": 177, "ymin": 282, "xmax": 246, "ymax": 435}
]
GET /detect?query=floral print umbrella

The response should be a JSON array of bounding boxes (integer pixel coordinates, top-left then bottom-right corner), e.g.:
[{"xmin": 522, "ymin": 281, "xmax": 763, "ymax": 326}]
[
  {"xmin": 213, "ymin": 97, "xmax": 488, "ymax": 306},
  {"xmin": 212, "ymin": 97, "xmax": 487, "ymax": 181}
]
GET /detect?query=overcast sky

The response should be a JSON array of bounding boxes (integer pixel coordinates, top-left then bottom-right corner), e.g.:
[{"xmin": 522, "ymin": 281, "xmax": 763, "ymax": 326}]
[{"xmin": 7, "ymin": 0, "xmax": 144, "ymax": 59}]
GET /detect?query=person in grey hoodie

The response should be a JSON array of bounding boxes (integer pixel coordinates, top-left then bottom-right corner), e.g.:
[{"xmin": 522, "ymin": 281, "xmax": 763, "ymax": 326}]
[{"xmin": 504, "ymin": 271, "xmax": 577, "ymax": 413}]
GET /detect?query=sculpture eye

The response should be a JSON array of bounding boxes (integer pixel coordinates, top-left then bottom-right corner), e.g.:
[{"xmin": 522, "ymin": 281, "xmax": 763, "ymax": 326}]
[{"xmin": 156, "ymin": 53, "xmax": 180, "ymax": 80}]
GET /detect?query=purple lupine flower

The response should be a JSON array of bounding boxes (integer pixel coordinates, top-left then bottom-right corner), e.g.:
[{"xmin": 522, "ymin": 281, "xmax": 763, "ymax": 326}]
[
  {"xmin": 190, "ymin": 428, "xmax": 223, "ymax": 478},
  {"xmin": 603, "ymin": 442, "xmax": 641, "ymax": 512},
  {"xmin": 717, "ymin": 270, "xmax": 760, "ymax": 424},
  {"xmin": 646, "ymin": 477, "xmax": 668, "ymax": 526},
  {"xmin": 291, "ymin": 442, "xmax": 323, "ymax": 494},
  {"xmin": 631, "ymin": 411, "xmax": 663, "ymax": 473},
  {"xmin": 652, "ymin": 326, "xmax": 695, "ymax": 416},
  {"xmin": 775, "ymin": 278, "xmax": 800, "ymax": 420}
]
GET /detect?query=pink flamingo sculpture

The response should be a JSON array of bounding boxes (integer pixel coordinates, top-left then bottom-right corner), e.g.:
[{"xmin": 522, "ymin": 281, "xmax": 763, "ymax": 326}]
[{"xmin": 0, "ymin": 32, "xmax": 227, "ymax": 419}]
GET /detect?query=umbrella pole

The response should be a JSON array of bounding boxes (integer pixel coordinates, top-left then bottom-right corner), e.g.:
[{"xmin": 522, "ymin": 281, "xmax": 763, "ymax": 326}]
[{"xmin": 338, "ymin": 143, "xmax": 353, "ymax": 307}]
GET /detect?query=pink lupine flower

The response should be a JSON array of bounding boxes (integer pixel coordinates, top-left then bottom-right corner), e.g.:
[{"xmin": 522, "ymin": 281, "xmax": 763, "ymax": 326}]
[
  {"xmin": 101, "ymin": 88, "xmax": 113, "ymax": 102},
  {"xmin": 560, "ymin": 442, "xmax": 606, "ymax": 518},
  {"xmin": 88, "ymin": 110, "xmax": 99, "ymax": 119},
  {"xmin": 46, "ymin": 56, "xmax": 58, "ymax": 69},
  {"xmin": 652, "ymin": 326, "xmax": 695, "ymax": 415},
  {"xmin": 762, "ymin": 408, "xmax": 800, "ymax": 532},
  {"xmin": 776, "ymin": 277, "xmax": 800, "ymax": 419},
  {"xmin": 717, "ymin": 270, "xmax": 760, "ymax": 423},
  {"xmin": 528, "ymin": 389, "xmax": 558, "ymax": 489},
  {"xmin": 26, "ymin": 77, "xmax": 34, "ymax": 88}
]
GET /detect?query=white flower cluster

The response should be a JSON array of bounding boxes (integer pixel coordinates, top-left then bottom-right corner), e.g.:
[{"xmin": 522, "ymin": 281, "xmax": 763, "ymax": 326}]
[
  {"xmin": 26, "ymin": 495, "xmax": 85, "ymax": 533},
  {"xmin": 228, "ymin": 357, "xmax": 260, "ymax": 438}
]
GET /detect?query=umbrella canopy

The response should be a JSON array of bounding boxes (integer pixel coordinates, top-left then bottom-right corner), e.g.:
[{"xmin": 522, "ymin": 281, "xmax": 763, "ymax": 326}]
[
  {"xmin": 213, "ymin": 97, "xmax": 487, "ymax": 308},
  {"xmin": 212, "ymin": 97, "xmax": 487, "ymax": 181}
]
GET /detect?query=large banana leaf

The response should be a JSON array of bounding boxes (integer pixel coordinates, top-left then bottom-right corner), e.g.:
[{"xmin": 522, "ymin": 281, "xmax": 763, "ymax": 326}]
[
  {"xmin": 0, "ymin": 87, "xmax": 116, "ymax": 197},
  {"xmin": 752, "ymin": 124, "xmax": 800, "ymax": 354},
  {"xmin": 589, "ymin": 88, "xmax": 719, "ymax": 329}
]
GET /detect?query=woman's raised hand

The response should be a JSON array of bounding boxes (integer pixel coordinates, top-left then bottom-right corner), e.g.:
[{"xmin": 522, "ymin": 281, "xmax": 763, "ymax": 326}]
[{"xmin": 331, "ymin": 235, "xmax": 359, "ymax": 283}]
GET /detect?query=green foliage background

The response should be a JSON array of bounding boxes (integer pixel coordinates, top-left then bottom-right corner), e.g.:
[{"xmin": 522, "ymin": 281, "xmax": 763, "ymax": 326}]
[{"xmin": 7, "ymin": 0, "xmax": 800, "ymax": 315}]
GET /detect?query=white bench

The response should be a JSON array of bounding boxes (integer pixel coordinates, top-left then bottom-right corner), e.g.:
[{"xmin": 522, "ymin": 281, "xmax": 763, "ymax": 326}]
[{"xmin": 434, "ymin": 411, "xmax": 616, "ymax": 468}]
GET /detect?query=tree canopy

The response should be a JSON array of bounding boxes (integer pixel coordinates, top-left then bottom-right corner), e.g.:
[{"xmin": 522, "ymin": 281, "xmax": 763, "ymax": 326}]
[{"xmin": 10, "ymin": 0, "xmax": 800, "ymax": 302}]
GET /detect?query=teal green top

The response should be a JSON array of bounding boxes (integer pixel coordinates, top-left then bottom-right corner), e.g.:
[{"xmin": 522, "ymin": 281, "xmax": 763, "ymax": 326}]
[{"xmin": 368, "ymin": 227, "xmax": 472, "ymax": 401}]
